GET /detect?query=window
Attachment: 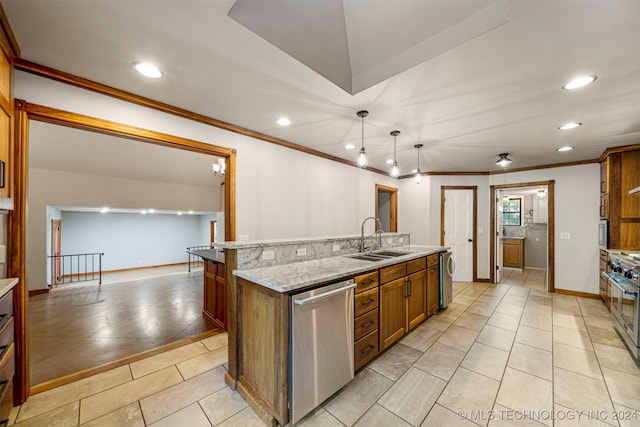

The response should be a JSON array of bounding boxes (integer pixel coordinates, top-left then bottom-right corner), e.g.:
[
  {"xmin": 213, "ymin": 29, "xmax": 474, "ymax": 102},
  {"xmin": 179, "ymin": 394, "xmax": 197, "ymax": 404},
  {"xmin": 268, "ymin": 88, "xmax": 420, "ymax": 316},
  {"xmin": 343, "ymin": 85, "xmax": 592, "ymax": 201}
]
[{"xmin": 503, "ymin": 198, "xmax": 522, "ymax": 226}]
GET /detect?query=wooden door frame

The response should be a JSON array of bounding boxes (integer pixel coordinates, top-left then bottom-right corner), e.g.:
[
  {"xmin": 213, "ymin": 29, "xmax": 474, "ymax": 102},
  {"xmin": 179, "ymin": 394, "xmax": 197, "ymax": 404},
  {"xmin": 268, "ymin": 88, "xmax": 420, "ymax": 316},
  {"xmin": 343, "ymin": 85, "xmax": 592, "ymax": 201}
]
[
  {"xmin": 10, "ymin": 100, "xmax": 237, "ymax": 403},
  {"xmin": 375, "ymin": 184, "xmax": 397, "ymax": 232},
  {"xmin": 490, "ymin": 180, "xmax": 555, "ymax": 292},
  {"xmin": 440, "ymin": 186, "xmax": 478, "ymax": 282},
  {"xmin": 210, "ymin": 220, "xmax": 217, "ymax": 246}
]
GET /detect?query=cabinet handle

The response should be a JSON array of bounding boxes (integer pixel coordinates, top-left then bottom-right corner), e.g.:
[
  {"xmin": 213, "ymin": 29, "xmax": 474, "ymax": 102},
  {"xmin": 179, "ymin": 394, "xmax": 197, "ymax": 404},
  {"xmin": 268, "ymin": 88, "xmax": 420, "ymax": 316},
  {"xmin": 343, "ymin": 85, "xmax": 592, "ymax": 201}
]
[
  {"xmin": 0, "ymin": 160, "xmax": 4, "ymax": 189},
  {"xmin": 360, "ymin": 298, "xmax": 375, "ymax": 307},
  {"xmin": 360, "ymin": 279, "xmax": 375, "ymax": 287},
  {"xmin": 430, "ymin": 268, "xmax": 436, "ymax": 273},
  {"xmin": 407, "ymin": 279, "xmax": 412, "ymax": 297},
  {"xmin": 360, "ymin": 320, "xmax": 375, "ymax": 330},
  {"xmin": 360, "ymin": 345, "xmax": 375, "ymax": 357}
]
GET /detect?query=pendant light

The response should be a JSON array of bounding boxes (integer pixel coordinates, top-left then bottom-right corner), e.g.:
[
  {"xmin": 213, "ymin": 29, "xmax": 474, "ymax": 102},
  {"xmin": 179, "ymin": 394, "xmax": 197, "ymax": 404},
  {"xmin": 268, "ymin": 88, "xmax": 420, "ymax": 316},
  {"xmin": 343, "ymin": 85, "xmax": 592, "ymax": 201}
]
[
  {"xmin": 414, "ymin": 144, "xmax": 423, "ymax": 183},
  {"xmin": 390, "ymin": 130, "xmax": 400, "ymax": 178},
  {"xmin": 356, "ymin": 110, "xmax": 369, "ymax": 168},
  {"xmin": 496, "ymin": 153, "xmax": 512, "ymax": 167}
]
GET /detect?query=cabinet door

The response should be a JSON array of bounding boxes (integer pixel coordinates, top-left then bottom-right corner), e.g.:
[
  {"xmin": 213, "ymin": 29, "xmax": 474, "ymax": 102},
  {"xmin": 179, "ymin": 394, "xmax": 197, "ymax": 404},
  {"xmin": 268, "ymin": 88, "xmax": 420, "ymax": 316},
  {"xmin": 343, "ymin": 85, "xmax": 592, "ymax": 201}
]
[
  {"xmin": 600, "ymin": 194, "xmax": 609, "ymax": 219},
  {"xmin": 533, "ymin": 196, "xmax": 548, "ymax": 223},
  {"xmin": 379, "ymin": 278, "xmax": 406, "ymax": 350},
  {"xmin": 503, "ymin": 241, "xmax": 522, "ymax": 268},
  {"xmin": 406, "ymin": 270, "xmax": 426, "ymax": 330},
  {"xmin": 426, "ymin": 265, "xmax": 439, "ymax": 316}
]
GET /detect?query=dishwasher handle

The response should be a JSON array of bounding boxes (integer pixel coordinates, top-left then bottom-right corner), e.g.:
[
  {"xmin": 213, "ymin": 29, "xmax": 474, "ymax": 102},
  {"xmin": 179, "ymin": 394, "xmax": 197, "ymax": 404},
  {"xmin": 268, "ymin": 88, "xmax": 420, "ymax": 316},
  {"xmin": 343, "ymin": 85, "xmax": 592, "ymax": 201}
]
[{"xmin": 293, "ymin": 283, "xmax": 356, "ymax": 305}]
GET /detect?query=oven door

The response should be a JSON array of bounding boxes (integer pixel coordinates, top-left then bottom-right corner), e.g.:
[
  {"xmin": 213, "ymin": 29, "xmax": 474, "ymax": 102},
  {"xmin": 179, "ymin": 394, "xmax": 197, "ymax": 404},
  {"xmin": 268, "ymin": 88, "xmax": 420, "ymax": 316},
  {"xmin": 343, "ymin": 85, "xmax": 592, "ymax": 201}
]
[{"xmin": 610, "ymin": 279, "xmax": 639, "ymax": 344}]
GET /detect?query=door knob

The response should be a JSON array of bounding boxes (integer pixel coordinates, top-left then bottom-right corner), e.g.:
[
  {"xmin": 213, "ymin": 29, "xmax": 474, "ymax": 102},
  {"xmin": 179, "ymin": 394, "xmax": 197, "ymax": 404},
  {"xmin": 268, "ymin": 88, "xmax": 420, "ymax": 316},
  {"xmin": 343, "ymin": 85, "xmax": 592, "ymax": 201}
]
[{"xmin": 468, "ymin": 239, "xmax": 473, "ymax": 242}]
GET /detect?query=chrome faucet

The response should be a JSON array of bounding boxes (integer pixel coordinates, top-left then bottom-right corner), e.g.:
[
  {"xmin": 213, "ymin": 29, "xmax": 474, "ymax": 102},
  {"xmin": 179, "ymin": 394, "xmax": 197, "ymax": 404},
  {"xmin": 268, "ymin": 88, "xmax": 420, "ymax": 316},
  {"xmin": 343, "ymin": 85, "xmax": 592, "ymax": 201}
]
[{"xmin": 360, "ymin": 216, "xmax": 383, "ymax": 252}]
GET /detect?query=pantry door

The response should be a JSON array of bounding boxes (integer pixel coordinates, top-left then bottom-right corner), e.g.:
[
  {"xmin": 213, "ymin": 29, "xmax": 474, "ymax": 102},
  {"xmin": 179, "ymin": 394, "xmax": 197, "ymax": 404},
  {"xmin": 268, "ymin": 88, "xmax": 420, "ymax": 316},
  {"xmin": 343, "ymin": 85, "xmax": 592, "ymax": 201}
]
[{"xmin": 442, "ymin": 187, "xmax": 476, "ymax": 282}]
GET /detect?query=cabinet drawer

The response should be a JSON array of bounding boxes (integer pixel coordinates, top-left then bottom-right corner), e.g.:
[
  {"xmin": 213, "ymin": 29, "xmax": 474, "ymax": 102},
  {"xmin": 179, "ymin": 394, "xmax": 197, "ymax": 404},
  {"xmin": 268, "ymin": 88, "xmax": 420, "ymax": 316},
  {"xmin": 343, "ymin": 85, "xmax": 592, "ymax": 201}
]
[
  {"xmin": 0, "ymin": 318, "xmax": 13, "ymax": 352},
  {"xmin": 354, "ymin": 288, "xmax": 378, "ymax": 317},
  {"xmin": 354, "ymin": 308, "xmax": 378, "ymax": 341},
  {"xmin": 599, "ymin": 250, "xmax": 608, "ymax": 262},
  {"xmin": 599, "ymin": 258, "xmax": 608, "ymax": 272},
  {"xmin": 427, "ymin": 254, "xmax": 439, "ymax": 268},
  {"xmin": 0, "ymin": 378, "xmax": 12, "ymax": 426},
  {"xmin": 380, "ymin": 263, "xmax": 406, "ymax": 285},
  {"xmin": 0, "ymin": 291, "xmax": 12, "ymax": 320},
  {"xmin": 406, "ymin": 257, "xmax": 426, "ymax": 275},
  {"xmin": 354, "ymin": 271, "xmax": 378, "ymax": 294},
  {"xmin": 0, "ymin": 344, "xmax": 14, "ymax": 386},
  {"xmin": 354, "ymin": 330, "xmax": 378, "ymax": 371}
]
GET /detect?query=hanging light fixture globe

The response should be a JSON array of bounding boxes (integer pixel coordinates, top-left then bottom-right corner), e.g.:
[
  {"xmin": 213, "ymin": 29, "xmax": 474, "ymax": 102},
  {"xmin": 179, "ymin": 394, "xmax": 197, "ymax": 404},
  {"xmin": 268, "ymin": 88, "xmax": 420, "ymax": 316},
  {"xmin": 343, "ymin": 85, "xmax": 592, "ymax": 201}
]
[
  {"xmin": 390, "ymin": 130, "xmax": 400, "ymax": 178},
  {"xmin": 356, "ymin": 110, "xmax": 369, "ymax": 168},
  {"xmin": 414, "ymin": 144, "xmax": 423, "ymax": 183}
]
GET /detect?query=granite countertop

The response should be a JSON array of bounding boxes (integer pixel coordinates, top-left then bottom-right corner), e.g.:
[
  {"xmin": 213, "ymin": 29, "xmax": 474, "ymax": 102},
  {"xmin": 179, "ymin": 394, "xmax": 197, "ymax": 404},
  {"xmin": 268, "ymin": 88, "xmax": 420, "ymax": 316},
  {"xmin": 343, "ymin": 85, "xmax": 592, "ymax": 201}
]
[
  {"xmin": 214, "ymin": 232, "xmax": 409, "ymax": 250},
  {"xmin": 233, "ymin": 245, "xmax": 446, "ymax": 293},
  {"xmin": 188, "ymin": 249, "xmax": 225, "ymax": 264},
  {"xmin": 0, "ymin": 278, "xmax": 18, "ymax": 299}
]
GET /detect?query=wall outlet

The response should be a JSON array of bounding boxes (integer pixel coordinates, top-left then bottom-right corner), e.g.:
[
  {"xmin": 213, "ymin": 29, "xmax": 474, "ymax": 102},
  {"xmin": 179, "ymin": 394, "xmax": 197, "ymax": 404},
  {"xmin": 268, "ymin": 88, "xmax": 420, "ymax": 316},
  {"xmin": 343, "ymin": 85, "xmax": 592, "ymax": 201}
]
[
  {"xmin": 262, "ymin": 250, "xmax": 275, "ymax": 260},
  {"xmin": 388, "ymin": 238, "xmax": 393, "ymax": 245},
  {"xmin": 332, "ymin": 244, "xmax": 340, "ymax": 252},
  {"xmin": 0, "ymin": 245, "xmax": 6, "ymax": 264},
  {"xmin": 239, "ymin": 235, "xmax": 249, "ymax": 242},
  {"xmin": 399, "ymin": 237, "xmax": 404, "ymax": 243},
  {"xmin": 560, "ymin": 232, "xmax": 571, "ymax": 240},
  {"xmin": 296, "ymin": 247, "xmax": 307, "ymax": 256},
  {"xmin": 478, "ymin": 226, "xmax": 484, "ymax": 234}
]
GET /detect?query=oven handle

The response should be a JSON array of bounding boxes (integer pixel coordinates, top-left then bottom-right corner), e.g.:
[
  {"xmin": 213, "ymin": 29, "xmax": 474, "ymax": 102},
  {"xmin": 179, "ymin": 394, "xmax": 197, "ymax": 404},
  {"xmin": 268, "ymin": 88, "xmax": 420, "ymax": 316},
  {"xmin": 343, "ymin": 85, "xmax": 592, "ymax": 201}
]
[{"xmin": 611, "ymin": 280, "xmax": 639, "ymax": 297}]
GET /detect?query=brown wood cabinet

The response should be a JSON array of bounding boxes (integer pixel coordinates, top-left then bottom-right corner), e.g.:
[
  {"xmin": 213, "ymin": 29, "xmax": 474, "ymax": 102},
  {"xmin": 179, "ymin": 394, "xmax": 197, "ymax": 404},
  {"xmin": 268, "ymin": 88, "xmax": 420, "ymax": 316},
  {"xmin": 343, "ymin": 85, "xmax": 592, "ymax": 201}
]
[
  {"xmin": 503, "ymin": 238, "xmax": 524, "ymax": 269},
  {"xmin": 353, "ymin": 271, "xmax": 379, "ymax": 370},
  {"xmin": 0, "ymin": 35, "xmax": 12, "ymax": 202},
  {"xmin": 203, "ymin": 259, "xmax": 226, "ymax": 330},
  {"xmin": 0, "ymin": 289, "xmax": 14, "ymax": 425},
  {"xmin": 598, "ymin": 249, "xmax": 610, "ymax": 307},
  {"xmin": 379, "ymin": 256, "xmax": 430, "ymax": 351},
  {"xmin": 600, "ymin": 147, "xmax": 640, "ymax": 249},
  {"xmin": 426, "ymin": 254, "xmax": 440, "ymax": 316}
]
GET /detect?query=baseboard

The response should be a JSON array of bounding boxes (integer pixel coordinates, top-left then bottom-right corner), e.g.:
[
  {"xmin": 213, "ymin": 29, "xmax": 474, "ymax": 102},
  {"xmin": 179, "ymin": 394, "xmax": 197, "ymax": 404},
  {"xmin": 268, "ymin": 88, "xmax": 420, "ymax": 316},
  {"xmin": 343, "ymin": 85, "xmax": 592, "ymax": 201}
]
[
  {"xmin": 554, "ymin": 289, "xmax": 600, "ymax": 299},
  {"xmin": 28, "ymin": 288, "xmax": 49, "ymax": 297}
]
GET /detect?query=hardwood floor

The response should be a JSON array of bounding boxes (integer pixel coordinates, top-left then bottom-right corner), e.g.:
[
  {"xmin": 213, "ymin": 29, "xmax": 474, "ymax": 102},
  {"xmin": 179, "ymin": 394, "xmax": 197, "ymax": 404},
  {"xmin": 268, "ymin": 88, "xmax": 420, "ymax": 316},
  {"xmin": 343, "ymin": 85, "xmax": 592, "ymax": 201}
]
[{"xmin": 29, "ymin": 267, "xmax": 212, "ymax": 386}]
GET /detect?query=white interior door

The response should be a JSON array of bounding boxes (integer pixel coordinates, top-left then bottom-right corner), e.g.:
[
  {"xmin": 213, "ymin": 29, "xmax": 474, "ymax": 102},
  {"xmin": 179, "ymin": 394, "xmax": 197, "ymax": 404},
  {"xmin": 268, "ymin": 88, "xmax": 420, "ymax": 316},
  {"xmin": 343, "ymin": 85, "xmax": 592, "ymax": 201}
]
[
  {"xmin": 444, "ymin": 189, "xmax": 473, "ymax": 282},
  {"xmin": 496, "ymin": 193, "xmax": 504, "ymax": 283}
]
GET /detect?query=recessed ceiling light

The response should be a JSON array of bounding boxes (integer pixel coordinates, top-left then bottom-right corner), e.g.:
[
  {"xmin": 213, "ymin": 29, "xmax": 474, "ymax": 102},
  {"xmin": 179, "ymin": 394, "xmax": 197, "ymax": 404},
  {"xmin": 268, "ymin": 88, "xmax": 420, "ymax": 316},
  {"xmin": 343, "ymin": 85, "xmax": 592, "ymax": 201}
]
[
  {"xmin": 177, "ymin": 211, "xmax": 183, "ymax": 216},
  {"xmin": 345, "ymin": 143, "xmax": 356, "ymax": 150},
  {"xmin": 411, "ymin": 169, "xmax": 418, "ymax": 174},
  {"xmin": 148, "ymin": 208, "xmax": 155, "ymax": 214},
  {"xmin": 141, "ymin": 210, "xmax": 148, "ymax": 215},
  {"xmin": 188, "ymin": 210, "xmax": 194, "ymax": 215},
  {"xmin": 558, "ymin": 122, "xmax": 582, "ymax": 130},
  {"xmin": 557, "ymin": 146, "xmax": 574, "ymax": 152},
  {"xmin": 562, "ymin": 75, "xmax": 597, "ymax": 90},
  {"xmin": 100, "ymin": 207, "xmax": 109, "ymax": 214},
  {"xmin": 134, "ymin": 62, "xmax": 162, "ymax": 78},
  {"xmin": 385, "ymin": 159, "xmax": 394, "ymax": 165},
  {"xmin": 276, "ymin": 117, "xmax": 291, "ymax": 126}
]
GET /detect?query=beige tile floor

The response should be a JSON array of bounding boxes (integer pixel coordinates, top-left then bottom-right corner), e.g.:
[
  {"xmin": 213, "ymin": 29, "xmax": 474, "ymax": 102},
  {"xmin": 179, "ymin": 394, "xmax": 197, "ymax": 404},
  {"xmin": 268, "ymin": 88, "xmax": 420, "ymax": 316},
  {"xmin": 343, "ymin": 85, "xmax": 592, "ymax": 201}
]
[
  {"xmin": 12, "ymin": 277, "xmax": 640, "ymax": 426},
  {"xmin": 29, "ymin": 266, "xmax": 211, "ymax": 385}
]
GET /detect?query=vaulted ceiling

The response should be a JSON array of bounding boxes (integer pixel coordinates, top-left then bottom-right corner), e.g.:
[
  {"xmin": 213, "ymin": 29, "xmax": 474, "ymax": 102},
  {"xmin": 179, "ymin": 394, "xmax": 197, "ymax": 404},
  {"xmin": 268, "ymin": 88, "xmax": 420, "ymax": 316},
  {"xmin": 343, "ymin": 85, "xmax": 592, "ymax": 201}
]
[{"xmin": 3, "ymin": 0, "xmax": 639, "ymax": 174}]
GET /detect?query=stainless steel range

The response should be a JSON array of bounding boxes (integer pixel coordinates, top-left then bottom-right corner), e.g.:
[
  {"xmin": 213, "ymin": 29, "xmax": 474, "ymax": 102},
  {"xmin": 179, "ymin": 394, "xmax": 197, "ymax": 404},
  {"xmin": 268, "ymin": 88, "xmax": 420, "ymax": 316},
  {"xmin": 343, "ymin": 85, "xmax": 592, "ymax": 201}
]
[{"xmin": 607, "ymin": 252, "xmax": 640, "ymax": 359}]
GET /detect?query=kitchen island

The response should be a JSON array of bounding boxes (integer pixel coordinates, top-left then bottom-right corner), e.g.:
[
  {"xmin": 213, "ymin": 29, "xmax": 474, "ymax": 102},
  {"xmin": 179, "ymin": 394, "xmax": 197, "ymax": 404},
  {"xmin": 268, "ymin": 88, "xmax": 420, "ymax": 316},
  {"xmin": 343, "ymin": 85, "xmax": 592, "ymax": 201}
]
[
  {"xmin": 187, "ymin": 248, "xmax": 226, "ymax": 330},
  {"xmin": 216, "ymin": 235, "xmax": 446, "ymax": 425}
]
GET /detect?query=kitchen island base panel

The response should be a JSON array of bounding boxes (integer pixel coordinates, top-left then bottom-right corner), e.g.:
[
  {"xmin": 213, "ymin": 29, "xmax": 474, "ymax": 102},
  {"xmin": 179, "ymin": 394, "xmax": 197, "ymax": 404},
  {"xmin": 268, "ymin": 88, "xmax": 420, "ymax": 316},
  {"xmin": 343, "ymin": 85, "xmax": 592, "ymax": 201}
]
[{"xmin": 236, "ymin": 277, "xmax": 289, "ymax": 425}]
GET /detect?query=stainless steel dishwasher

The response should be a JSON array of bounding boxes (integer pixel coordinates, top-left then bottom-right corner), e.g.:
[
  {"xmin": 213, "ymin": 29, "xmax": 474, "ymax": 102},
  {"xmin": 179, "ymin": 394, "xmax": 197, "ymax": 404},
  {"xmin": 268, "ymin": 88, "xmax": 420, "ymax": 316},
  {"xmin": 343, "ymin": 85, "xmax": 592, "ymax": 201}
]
[
  {"xmin": 440, "ymin": 250, "xmax": 454, "ymax": 309},
  {"xmin": 290, "ymin": 279, "xmax": 356, "ymax": 424}
]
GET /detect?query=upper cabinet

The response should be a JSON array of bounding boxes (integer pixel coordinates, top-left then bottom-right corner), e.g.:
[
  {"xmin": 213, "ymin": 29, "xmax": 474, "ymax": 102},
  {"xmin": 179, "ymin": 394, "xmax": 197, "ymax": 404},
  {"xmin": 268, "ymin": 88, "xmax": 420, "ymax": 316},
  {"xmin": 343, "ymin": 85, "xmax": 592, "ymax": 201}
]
[
  {"xmin": 0, "ymin": 10, "xmax": 18, "ymax": 208},
  {"xmin": 533, "ymin": 196, "xmax": 548, "ymax": 224},
  {"xmin": 600, "ymin": 146, "xmax": 640, "ymax": 250}
]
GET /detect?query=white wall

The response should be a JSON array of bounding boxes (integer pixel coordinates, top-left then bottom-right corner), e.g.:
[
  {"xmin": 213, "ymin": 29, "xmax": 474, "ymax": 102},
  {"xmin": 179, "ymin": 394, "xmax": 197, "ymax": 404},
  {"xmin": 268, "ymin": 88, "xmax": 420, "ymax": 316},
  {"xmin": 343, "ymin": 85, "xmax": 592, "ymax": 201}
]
[
  {"xmin": 400, "ymin": 164, "xmax": 600, "ymax": 294},
  {"xmin": 399, "ymin": 175, "xmax": 491, "ymax": 279},
  {"xmin": 489, "ymin": 164, "xmax": 600, "ymax": 294},
  {"xmin": 28, "ymin": 167, "xmax": 219, "ymax": 290},
  {"xmin": 17, "ymin": 72, "xmax": 398, "ymax": 288},
  {"xmin": 61, "ymin": 211, "xmax": 201, "ymax": 271}
]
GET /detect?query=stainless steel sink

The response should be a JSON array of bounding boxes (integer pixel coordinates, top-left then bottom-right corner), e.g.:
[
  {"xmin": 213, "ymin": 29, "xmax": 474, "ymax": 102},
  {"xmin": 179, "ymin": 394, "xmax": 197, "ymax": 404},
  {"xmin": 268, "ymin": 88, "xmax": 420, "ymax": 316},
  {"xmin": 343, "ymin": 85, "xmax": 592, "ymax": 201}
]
[{"xmin": 346, "ymin": 250, "xmax": 410, "ymax": 262}]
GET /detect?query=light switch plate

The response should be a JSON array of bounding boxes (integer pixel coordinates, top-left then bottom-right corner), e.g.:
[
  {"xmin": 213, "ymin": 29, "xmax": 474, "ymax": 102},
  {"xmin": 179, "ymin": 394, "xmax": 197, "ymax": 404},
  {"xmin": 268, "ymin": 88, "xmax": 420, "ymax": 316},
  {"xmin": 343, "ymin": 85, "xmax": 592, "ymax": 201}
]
[
  {"xmin": 560, "ymin": 232, "xmax": 571, "ymax": 240},
  {"xmin": 332, "ymin": 244, "xmax": 340, "ymax": 252},
  {"xmin": 0, "ymin": 245, "xmax": 5, "ymax": 264},
  {"xmin": 239, "ymin": 235, "xmax": 249, "ymax": 242},
  {"xmin": 296, "ymin": 247, "xmax": 307, "ymax": 256}
]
